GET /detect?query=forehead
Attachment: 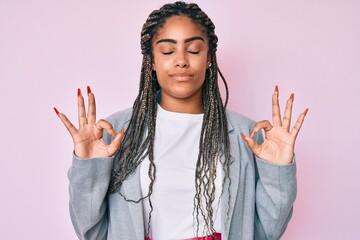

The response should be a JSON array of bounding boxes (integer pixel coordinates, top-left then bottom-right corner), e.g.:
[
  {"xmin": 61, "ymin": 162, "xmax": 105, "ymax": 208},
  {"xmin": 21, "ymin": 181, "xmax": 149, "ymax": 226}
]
[{"xmin": 153, "ymin": 15, "xmax": 207, "ymax": 42}]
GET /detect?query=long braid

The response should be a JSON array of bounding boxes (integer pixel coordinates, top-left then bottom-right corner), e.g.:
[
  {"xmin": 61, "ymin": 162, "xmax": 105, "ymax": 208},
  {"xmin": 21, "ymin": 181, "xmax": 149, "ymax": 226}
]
[
  {"xmin": 109, "ymin": 54, "xmax": 157, "ymax": 202},
  {"xmin": 194, "ymin": 51, "xmax": 232, "ymax": 236},
  {"xmin": 108, "ymin": 1, "xmax": 232, "ymax": 237}
]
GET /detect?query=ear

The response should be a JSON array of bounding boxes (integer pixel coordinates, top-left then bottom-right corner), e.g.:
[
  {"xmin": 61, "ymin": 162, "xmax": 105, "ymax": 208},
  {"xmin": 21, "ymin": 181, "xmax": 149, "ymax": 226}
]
[{"xmin": 152, "ymin": 63, "xmax": 156, "ymax": 71}]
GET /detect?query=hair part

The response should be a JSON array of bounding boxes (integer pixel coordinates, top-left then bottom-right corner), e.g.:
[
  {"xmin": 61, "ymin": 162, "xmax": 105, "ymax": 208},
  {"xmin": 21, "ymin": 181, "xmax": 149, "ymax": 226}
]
[{"xmin": 109, "ymin": 1, "xmax": 232, "ymax": 237}]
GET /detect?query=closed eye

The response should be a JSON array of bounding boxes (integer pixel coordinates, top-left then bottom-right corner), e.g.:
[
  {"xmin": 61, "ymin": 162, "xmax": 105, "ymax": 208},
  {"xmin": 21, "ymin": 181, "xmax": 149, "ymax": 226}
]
[
  {"xmin": 162, "ymin": 51, "xmax": 174, "ymax": 55},
  {"xmin": 188, "ymin": 51, "xmax": 200, "ymax": 54}
]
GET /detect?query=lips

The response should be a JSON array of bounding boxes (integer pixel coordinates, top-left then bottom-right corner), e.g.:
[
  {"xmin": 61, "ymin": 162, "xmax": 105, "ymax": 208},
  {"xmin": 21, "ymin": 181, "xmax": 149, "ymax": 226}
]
[{"xmin": 169, "ymin": 72, "xmax": 193, "ymax": 81}]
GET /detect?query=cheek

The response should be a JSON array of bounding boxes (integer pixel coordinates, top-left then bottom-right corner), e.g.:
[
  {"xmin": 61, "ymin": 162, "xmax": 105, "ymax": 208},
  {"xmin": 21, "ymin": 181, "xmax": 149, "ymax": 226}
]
[
  {"xmin": 193, "ymin": 53, "xmax": 209, "ymax": 70},
  {"xmin": 152, "ymin": 56, "xmax": 169, "ymax": 73},
  {"xmin": 152, "ymin": 59, "xmax": 168, "ymax": 82},
  {"xmin": 196, "ymin": 61, "xmax": 208, "ymax": 78}
]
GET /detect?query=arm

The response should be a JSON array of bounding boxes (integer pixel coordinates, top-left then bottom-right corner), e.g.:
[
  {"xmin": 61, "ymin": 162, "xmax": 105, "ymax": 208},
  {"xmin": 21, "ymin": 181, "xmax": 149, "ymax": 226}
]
[
  {"xmin": 55, "ymin": 87, "xmax": 125, "ymax": 239},
  {"xmin": 241, "ymin": 86, "xmax": 307, "ymax": 239},
  {"xmin": 253, "ymin": 129, "xmax": 296, "ymax": 239},
  {"xmin": 68, "ymin": 156, "xmax": 114, "ymax": 240}
]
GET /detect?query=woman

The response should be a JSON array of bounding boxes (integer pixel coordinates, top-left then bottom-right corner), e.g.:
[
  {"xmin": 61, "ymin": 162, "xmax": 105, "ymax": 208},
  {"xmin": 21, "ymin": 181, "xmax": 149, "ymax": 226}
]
[{"xmin": 55, "ymin": 2, "xmax": 308, "ymax": 240}]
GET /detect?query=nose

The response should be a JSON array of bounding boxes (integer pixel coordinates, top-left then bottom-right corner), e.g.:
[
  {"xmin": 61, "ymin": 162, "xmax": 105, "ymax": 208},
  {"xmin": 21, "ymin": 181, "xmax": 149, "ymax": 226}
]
[{"xmin": 175, "ymin": 51, "xmax": 189, "ymax": 68}]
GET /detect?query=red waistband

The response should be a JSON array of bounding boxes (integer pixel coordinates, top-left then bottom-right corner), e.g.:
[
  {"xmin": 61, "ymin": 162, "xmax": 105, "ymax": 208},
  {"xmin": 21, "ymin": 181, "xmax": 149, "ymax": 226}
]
[{"xmin": 145, "ymin": 232, "xmax": 221, "ymax": 240}]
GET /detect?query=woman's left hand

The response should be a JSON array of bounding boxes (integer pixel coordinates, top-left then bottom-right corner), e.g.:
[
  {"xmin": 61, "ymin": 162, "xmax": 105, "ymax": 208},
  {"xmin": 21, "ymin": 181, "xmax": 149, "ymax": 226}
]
[{"xmin": 241, "ymin": 86, "xmax": 308, "ymax": 165}]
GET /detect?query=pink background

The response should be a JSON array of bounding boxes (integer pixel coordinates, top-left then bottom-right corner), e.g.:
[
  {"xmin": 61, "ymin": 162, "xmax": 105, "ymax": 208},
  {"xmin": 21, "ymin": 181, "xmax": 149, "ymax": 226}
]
[{"xmin": 1, "ymin": 0, "xmax": 359, "ymax": 239}]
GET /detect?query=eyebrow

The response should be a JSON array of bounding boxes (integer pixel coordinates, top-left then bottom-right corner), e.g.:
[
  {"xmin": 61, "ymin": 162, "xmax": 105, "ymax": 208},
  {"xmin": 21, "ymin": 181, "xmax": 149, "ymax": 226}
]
[{"xmin": 155, "ymin": 36, "xmax": 205, "ymax": 45}]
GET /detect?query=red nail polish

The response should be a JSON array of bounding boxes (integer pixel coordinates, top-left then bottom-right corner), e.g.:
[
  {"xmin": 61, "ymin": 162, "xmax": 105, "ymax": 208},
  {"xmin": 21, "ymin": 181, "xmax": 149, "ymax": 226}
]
[
  {"xmin": 87, "ymin": 86, "xmax": 92, "ymax": 94},
  {"xmin": 77, "ymin": 88, "xmax": 81, "ymax": 96},
  {"xmin": 275, "ymin": 85, "xmax": 279, "ymax": 92},
  {"xmin": 240, "ymin": 132, "xmax": 246, "ymax": 141},
  {"xmin": 290, "ymin": 93, "xmax": 294, "ymax": 101},
  {"xmin": 304, "ymin": 108, "xmax": 309, "ymax": 116},
  {"xmin": 54, "ymin": 107, "xmax": 60, "ymax": 115}
]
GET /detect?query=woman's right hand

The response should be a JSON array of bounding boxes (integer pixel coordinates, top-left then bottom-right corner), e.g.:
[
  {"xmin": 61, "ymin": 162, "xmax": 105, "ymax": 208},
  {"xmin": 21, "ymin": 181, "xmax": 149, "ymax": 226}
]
[{"xmin": 54, "ymin": 86, "xmax": 124, "ymax": 159}]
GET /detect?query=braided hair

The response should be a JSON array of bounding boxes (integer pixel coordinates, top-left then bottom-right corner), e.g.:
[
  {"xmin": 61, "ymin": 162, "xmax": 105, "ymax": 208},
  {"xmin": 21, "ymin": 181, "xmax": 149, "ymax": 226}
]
[{"xmin": 109, "ymin": 1, "xmax": 232, "ymax": 236}]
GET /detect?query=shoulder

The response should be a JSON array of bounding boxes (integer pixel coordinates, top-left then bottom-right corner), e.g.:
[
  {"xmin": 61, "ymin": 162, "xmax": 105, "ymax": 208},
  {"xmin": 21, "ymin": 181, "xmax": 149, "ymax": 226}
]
[
  {"xmin": 106, "ymin": 107, "xmax": 132, "ymax": 123},
  {"xmin": 226, "ymin": 109, "xmax": 257, "ymax": 134},
  {"xmin": 226, "ymin": 109, "xmax": 257, "ymax": 127},
  {"xmin": 104, "ymin": 107, "xmax": 133, "ymax": 132}
]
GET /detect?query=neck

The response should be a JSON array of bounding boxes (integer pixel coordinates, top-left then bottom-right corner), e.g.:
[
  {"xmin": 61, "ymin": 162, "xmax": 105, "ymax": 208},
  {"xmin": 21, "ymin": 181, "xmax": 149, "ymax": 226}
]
[{"xmin": 159, "ymin": 91, "xmax": 204, "ymax": 114}]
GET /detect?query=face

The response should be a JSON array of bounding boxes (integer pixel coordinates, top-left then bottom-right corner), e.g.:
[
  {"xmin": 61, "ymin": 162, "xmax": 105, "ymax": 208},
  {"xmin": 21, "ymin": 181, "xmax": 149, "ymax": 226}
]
[{"xmin": 152, "ymin": 15, "xmax": 210, "ymax": 110}]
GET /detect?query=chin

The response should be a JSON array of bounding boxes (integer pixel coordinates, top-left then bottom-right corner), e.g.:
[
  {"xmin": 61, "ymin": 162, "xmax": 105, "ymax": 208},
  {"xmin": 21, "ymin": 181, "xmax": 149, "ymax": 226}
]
[{"xmin": 171, "ymin": 90, "xmax": 202, "ymax": 100}]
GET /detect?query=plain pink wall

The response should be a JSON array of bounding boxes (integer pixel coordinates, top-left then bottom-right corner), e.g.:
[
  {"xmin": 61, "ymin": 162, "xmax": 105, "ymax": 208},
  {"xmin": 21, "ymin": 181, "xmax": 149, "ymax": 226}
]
[{"xmin": 1, "ymin": 0, "xmax": 359, "ymax": 239}]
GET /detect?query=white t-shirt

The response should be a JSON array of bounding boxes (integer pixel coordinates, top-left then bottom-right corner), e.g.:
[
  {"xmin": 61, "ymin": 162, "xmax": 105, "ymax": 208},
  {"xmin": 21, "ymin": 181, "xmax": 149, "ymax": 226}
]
[{"xmin": 140, "ymin": 104, "xmax": 222, "ymax": 240}]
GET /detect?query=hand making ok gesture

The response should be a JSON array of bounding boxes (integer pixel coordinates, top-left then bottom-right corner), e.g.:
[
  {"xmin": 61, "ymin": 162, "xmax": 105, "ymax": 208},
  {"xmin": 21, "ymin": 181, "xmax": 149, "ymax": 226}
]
[
  {"xmin": 54, "ymin": 86, "xmax": 124, "ymax": 159},
  {"xmin": 241, "ymin": 86, "xmax": 308, "ymax": 165}
]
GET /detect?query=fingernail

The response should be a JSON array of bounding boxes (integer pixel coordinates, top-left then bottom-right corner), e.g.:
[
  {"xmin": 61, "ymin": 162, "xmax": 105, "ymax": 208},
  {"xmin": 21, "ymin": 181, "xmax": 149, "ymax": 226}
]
[
  {"xmin": 87, "ymin": 86, "xmax": 92, "ymax": 94},
  {"xmin": 275, "ymin": 85, "xmax": 279, "ymax": 92},
  {"xmin": 54, "ymin": 107, "xmax": 60, "ymax": 115},
  {"xmin": 304, "ymin": 108, "xmax": 309, "ymax": 116},
  {"xmin": 290, "ymin": 93, "xmax": 294, "ymax": 102},
  {"xmin": 77, "ymin": 88, "xmax": 81, "ymax": 96},
  {"xmin": 240, "ymin": 132, "xmax": 246, "ymax": 141}
]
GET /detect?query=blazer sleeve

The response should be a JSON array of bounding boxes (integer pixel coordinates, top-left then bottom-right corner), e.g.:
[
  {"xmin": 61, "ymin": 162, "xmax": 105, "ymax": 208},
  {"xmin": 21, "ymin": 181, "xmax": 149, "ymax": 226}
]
[
  {"xmin": 68, "ymin": 155, "xmax": 114, "ymax": 240},
  {"xmin": 67, "ymin": 108, "xmax": 132, "ymax": 240},
  {"xmin": 253, "ymin": 133, "xmax": 297, "ymax": 240}
]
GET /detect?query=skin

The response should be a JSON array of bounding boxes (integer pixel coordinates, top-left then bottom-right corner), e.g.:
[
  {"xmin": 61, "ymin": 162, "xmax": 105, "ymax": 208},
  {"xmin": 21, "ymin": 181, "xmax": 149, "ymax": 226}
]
[
  {"xmin": 55, "ymin": 15, "xmax": 308, "ymax": 165},
  {"xmin": 55, "ymin": 87, "xmax": 124, "ymax": 159},
  {"xmin": 241, "ymin": 87, "xmax": 308, "ymax": 165},
  {"xmin": 152, "ymin": 16, "xmax": 210, "ymax": 114}
]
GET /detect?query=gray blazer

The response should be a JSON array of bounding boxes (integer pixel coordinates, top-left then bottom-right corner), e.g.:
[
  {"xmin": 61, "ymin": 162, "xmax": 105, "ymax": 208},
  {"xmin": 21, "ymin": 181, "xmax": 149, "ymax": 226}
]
[{"xmin": 68, "ymin": 108, "xmax": 296, "ymax": 240}]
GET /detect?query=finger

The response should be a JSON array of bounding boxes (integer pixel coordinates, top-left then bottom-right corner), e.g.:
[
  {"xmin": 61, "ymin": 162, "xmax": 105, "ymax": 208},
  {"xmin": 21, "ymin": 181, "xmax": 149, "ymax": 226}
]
[
  {"xmin": 107, "ymin": 128, "xmax": 125, "ymax": 156},
  {"xmin": 282, "ymin": 93, "xmax": 294, "ymax": 132},
  {"xmin": 249, "ymin": 120, "xmax": 272, "ymax": 138},
  {"xmin": 95, "ymin": 119, "xmax": 116, "ymax": 137},
  {"xmin": 87, "ymin": 86, "xmax": 96, "ymax": 124},
  {"xmin": 272, "ymin": 85, "xmax": 282, "ymax": 127},
  {"xmin": 241, "ymin": 132, "xmax": 262, "ymax": 157},
  {"xmin": 290, "ymin": 108, "xmax": 309, "ymax": 138},
  {"xmin": 77, "ymin": 88, "xmax": 87, "ymax": 127},
  {"xmin": 55, "ymin": 109, "xmax": 78, "ymax": 136}
]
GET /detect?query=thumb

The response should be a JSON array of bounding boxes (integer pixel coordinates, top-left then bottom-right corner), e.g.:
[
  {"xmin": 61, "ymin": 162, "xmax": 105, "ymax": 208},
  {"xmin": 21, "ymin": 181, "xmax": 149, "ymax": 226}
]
[{"xmin": 107, "ymin": 128, "xmax": 125, "ymax": 156}]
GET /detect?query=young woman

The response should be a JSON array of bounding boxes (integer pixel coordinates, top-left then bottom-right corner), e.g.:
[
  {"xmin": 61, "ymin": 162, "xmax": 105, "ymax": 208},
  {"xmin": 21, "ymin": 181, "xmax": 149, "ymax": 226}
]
[{"xmin": 55, "ymin": 2, "xmax": 308, "ymax": 240}]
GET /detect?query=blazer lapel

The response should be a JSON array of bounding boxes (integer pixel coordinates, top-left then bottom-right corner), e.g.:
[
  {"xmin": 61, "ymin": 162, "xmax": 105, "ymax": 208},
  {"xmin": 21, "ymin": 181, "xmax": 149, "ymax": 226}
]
[
  {"xmin": 122, "ymin": 166, "xmax": 145, "ymax": 239},
  {"xmin": 121, "ymin": 117, "xmax": 145, "ymax": 239},
  {"xmin": 221, "ymin": 120, "xmax": 240, "ymax": 239}
]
